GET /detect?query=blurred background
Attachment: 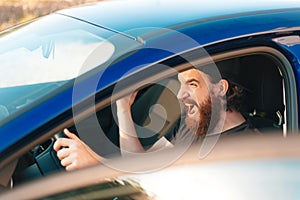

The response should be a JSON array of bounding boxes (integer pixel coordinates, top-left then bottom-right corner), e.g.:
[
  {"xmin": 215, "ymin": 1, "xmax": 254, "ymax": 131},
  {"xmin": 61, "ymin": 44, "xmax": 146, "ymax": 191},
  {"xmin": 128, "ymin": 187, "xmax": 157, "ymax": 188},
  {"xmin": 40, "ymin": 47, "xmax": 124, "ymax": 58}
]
[{"xmin": 0, "ymin": 0, "xmax": 102, "ymax": 31}]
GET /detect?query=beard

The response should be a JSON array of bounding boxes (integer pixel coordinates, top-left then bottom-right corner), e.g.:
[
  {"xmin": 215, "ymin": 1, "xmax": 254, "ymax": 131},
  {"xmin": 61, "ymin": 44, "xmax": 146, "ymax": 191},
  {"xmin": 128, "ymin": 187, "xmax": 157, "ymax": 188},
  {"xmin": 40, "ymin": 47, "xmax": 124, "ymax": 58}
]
[{"xmin": 185, "ymin": 94, "xmax": 222, "ymax": 137}]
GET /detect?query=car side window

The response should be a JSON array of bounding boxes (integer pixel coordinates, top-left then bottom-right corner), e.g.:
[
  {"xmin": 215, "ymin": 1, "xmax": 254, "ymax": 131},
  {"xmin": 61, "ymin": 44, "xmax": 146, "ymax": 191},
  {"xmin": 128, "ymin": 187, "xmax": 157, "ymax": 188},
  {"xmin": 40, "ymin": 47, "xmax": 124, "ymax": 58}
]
[{"xmin": 74, "ymin": 53, "xmax": 286, "ymax": 158}]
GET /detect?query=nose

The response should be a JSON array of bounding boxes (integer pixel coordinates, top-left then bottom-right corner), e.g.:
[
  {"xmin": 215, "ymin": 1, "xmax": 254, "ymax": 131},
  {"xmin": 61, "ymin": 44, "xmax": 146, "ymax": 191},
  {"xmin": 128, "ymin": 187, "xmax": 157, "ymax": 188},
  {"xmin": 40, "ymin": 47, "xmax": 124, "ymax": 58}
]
[{"xmin": 177, "ymin": 86, "xmax": 189, "ymax": 100}]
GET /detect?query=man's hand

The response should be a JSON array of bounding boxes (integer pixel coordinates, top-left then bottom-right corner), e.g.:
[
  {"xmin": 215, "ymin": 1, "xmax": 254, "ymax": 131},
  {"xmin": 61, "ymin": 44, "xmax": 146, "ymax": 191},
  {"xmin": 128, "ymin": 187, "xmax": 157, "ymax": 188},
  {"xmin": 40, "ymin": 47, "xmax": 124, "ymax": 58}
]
[
  {"xmin": 53, "ymin": 129, "xmax": 102, "ymax": 171},
  {"xmin": 116, "ymin": 91, "xmax": 138, "ymax": 113}
]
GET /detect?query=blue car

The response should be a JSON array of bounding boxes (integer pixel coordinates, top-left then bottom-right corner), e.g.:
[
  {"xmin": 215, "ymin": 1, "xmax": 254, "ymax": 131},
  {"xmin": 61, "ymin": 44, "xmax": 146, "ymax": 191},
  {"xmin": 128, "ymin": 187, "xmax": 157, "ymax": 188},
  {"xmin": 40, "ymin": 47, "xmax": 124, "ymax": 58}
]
[{"xmin": 1, "ymin": 0, "xmax": 300, "ymax": 199}]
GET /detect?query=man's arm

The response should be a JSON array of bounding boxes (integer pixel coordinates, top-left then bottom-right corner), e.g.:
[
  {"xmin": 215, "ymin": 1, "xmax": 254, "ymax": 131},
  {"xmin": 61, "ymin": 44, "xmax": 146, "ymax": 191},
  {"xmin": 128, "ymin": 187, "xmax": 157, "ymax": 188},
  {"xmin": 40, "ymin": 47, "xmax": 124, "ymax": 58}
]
[
  {"xmin": 116, "ymin": 92, "xmax": 172, "ymax": 156},
  {"xmin": 116, "ymin": 92, "xmax": 145, "ymax": 155}
]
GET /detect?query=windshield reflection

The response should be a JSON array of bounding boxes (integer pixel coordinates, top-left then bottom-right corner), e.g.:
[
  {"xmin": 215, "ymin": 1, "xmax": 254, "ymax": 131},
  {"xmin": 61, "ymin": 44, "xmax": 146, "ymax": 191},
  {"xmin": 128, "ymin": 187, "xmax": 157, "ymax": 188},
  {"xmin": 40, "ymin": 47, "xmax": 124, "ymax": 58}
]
[{"xmin": 0, "ymin": 14, "xmax": 115, "ymax": 121}]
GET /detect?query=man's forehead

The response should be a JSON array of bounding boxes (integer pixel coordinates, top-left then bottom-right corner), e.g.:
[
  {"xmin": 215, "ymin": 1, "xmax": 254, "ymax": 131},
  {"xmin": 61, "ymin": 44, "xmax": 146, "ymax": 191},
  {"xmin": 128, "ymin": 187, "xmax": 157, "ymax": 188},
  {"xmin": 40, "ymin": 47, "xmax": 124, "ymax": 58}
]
[{"xmin": 178, "ymin": 69, "xmax": 206, "ymax": 81}]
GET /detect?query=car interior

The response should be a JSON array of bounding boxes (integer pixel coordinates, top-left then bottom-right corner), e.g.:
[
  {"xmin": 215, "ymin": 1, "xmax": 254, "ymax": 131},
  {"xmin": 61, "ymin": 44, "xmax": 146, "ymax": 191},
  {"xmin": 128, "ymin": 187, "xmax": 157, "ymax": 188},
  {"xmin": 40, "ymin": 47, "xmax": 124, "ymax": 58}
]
[
  {"xmin": 218, "ymin": 54, "xmax": 285, "ymax": 131},
  {"xmin": 4, "ymin": 52, "xmax": 286, "ymax": 190}
]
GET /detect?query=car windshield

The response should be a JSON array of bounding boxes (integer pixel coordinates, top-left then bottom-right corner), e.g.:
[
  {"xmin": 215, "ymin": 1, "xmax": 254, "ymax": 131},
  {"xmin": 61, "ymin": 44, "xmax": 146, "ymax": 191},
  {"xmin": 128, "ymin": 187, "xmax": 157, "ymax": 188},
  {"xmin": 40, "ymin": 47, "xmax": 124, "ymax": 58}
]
[{"xmin": 0, "ymin": 14, "xmax": 116, "ymax": 121}]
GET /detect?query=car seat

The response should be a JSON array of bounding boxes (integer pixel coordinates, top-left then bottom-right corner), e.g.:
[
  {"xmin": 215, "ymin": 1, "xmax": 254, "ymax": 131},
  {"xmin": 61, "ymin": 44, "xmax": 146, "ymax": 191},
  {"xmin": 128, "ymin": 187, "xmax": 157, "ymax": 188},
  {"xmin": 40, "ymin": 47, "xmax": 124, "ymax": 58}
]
[{"xmin": 239, "ymin": 55, "xmax": 285, "ymax": 130}]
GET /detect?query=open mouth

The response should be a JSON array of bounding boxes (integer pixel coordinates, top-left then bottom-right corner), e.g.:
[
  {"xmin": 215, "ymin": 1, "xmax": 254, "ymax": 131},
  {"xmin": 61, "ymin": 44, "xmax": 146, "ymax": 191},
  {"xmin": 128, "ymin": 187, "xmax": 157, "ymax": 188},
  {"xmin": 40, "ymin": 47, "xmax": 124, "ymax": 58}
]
[{"xmin": 185, "ymin": 102, "xmax": 198, "ymax": 116}]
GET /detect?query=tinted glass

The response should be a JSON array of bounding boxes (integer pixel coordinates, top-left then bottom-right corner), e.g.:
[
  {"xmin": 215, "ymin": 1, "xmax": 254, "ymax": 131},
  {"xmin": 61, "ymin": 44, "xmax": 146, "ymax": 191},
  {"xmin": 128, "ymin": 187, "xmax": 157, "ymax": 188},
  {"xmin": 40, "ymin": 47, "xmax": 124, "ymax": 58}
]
[{"xmin": 0, "ymin": 14, "xmax": 115, "ymax": 121}]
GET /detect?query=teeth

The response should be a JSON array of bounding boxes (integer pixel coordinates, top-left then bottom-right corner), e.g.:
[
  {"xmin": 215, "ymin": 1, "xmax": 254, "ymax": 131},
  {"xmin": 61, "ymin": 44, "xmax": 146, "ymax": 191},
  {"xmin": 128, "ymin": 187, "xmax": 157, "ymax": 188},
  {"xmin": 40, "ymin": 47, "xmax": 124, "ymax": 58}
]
[
  {"xmin": 185, "ymin": 103, "xmax": 192, "ymax": 107},
  {"xmin": 185, "ymin": 103, "xmax": 194, "ymax": 114}
]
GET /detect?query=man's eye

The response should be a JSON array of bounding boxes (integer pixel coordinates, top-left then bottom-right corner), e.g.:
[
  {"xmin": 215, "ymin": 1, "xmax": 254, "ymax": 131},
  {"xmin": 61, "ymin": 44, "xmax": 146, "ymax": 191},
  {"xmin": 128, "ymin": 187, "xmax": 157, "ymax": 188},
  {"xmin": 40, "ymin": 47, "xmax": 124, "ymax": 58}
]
[{"xmin": 189, "ymin": 82, "xmax": 198, "ymax": 87}]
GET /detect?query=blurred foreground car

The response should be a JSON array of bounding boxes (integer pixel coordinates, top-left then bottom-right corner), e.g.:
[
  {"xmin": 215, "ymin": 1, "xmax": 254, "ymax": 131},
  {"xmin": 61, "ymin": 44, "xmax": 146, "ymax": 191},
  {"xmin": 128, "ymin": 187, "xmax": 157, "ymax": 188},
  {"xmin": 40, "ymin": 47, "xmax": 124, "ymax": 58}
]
[
  {"xmin": 1, "ymin": 0, "xmax": 300, "ymax": 199},
  {"xmin": 2, "ymin": 134, "xmax": 300, "ymax": 200}
]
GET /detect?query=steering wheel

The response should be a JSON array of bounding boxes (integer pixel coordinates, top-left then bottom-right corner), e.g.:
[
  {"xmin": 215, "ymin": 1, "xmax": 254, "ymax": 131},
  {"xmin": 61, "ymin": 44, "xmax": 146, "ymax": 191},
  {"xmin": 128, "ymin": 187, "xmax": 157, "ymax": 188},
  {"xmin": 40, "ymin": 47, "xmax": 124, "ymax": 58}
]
[
  {"xmin": 12, "ymin": 132, "xmax": 68, "ymax": 186},
  {"xmin": 33, "ymin": 132, "xmax": 66, "ymax": 175}
]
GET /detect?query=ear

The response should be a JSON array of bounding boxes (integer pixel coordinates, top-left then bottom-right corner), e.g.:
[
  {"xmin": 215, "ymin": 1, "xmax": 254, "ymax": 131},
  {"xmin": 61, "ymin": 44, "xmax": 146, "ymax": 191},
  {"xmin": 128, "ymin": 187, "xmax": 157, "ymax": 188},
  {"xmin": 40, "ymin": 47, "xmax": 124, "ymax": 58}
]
[{"xmin": 218, "ymin": 79, "xmax": 229, "ymax": 96}]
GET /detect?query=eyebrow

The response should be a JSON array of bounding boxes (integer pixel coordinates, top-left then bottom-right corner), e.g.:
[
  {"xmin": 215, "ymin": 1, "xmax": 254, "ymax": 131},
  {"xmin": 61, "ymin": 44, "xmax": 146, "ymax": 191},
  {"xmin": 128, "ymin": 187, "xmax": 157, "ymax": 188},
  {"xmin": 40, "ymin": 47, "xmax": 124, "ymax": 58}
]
[{"xmin": 186, "ymin": 78, "xmax": 200, "ymax": 84}]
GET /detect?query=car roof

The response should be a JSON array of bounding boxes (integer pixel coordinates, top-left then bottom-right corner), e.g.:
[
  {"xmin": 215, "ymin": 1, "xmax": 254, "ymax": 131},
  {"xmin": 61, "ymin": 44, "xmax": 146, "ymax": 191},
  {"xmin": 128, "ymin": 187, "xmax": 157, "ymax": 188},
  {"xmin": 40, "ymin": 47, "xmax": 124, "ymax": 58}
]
[{"xmin": 58, "ymin": 0, "xmax": 300, "ymax": 38}]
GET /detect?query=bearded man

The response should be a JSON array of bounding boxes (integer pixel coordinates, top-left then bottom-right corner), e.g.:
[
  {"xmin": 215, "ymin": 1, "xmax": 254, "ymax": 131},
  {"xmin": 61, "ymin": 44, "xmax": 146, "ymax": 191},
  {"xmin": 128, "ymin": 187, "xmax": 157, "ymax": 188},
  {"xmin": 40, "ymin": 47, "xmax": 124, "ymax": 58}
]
[{"xmin": 115, "ymin": 66, "xmax": 259, "ymax": 154}]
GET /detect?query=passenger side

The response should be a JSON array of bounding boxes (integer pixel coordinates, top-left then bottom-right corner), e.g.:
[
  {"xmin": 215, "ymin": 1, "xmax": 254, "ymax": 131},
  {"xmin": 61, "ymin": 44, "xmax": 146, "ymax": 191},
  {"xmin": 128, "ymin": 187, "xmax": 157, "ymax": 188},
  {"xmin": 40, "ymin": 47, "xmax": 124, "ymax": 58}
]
[{"xmin": 217, "ymin": 55, "xmax": 285, "ymax": 132}]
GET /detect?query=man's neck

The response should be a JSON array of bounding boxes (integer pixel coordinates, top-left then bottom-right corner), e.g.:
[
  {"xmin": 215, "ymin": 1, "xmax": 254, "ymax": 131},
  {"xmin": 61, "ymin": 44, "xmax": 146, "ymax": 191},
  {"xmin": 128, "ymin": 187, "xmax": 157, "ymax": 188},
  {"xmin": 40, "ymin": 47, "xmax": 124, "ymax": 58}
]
[
  {"xmin": 222, "ymin": 110, "xmax": 246, "ymax": 132},
  {"xmin": 205, "ymin": 110, "xmax": 246, "ymax": 136}
]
